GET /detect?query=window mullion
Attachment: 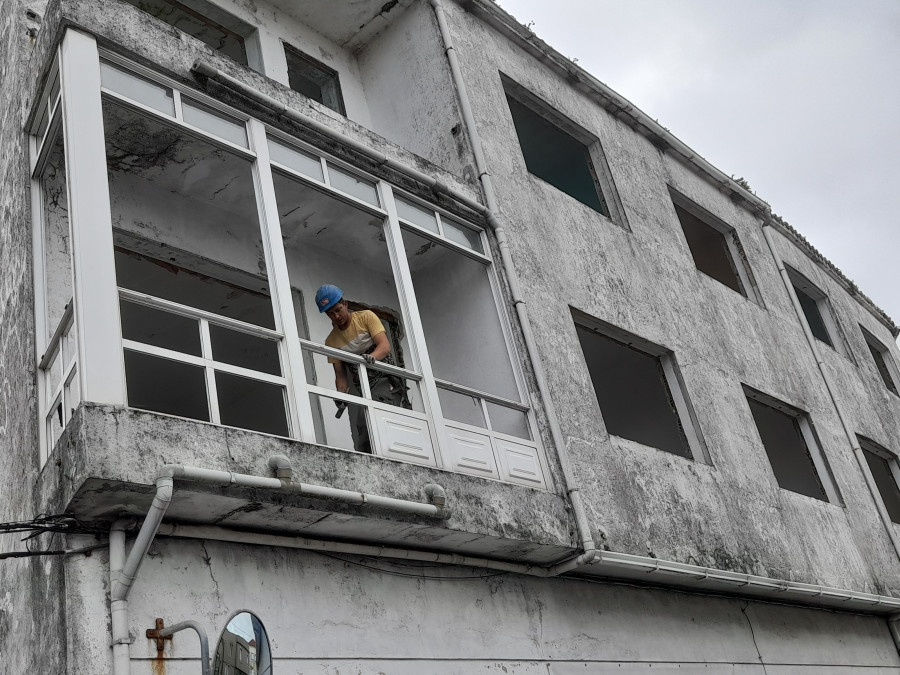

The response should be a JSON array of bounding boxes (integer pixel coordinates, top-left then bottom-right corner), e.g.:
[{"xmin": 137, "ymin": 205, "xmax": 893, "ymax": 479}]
[
  {"xmin": 247, "ymin": 119, "xmax": 315, "ymax": 441},
  {"xmin": 59, "ymin": 29, "xmax": 126, "ymax": 406},
  {"xmin": 380, "ymin": 184, "xmax": 451, "ymax": 468}
]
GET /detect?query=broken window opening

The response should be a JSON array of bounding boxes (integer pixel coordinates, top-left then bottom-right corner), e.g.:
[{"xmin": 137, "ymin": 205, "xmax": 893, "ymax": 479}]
[
  {"xmin": 861, "ymin": 327, "xmax": 900, "ymax": 396},
  {"xmin": 859, "ymin": 437, "xmax": 900, "ymax": 524},
  {"xmin": 504, "ymin": 87, "xmax": 610, "ymax": 217},
  {"xmin": 574, "ymin": 320, "xmax": 695, "ymax": 460},
  {"xmin": 745, "ymin": 389, "xmax": 835, "ymax": 502},
  {"xmin": 121, "ymin": 0, "xmax": 250, "ymax": 65},
  {"xmin": 785, "ymin": 267, "xmax": 842, "ymax": 350},
  {"xmin": 284, "ymin": 44, "xmax": 346, "ymax": 116},
  {"xmin": 672, "ymin": 200, "xmax": 747, "ymax": 296}
]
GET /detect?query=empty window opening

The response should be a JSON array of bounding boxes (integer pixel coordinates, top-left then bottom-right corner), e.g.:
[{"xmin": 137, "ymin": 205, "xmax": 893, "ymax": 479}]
[
  {"xmin": 672, "ymin": 198, "xmax": 749, "ymax": 296},
  {"xmin": 859, "ymin": 436, "xmax": 900, "ymax": 524},
  {"xmin": 574, "ymin": 318, "xmax": 703, "ymax": 460},
  {"xmin": 786, "ymin": 267, "xmax": 842, "ymax": 350},
  {"xmin": 122, "ymin": 0, "xmax": 250, "ymax": 65},
  {"xmin": 284, "ymin": 44, "xmax": 346, "ymax": 115},
  {"xmin": 504, "ymin": 86, "xmax": 609, "ymax": 217},
  {"xmin": 745, "ymin": 389, "xmax": 837, "ymax": 502},
  {"xmin": 861, "ymin": 327, "xmax": 900, "ymax": 396}
]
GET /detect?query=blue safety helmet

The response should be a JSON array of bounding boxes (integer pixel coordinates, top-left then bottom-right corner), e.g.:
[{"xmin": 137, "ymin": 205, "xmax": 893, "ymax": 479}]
[{"xmin": 315, "ymin": 284, "xmax": 344, "ymax": 313}]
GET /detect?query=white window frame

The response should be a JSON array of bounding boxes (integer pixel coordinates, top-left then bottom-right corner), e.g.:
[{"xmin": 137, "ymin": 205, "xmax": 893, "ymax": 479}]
[
  {"xmin": 41, "ymin": 39, "xmax": 549, "ymax": 488},
  {"xmin": 573, "ymin": 311, "xmax": 710, "ymax": 464}
]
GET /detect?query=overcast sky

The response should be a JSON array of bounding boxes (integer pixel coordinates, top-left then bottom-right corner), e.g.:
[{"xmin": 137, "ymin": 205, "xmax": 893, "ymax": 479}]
[{"xmin": 499, "ymin": 0, "xmax": 900, "ymax": 331}]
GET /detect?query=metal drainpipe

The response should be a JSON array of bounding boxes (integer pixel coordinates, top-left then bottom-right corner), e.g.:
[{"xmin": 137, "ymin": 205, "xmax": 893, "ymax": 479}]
[
  {"xmin": 107, "ymin": 462, "xmax": 450, "ymax": 673},
  {"xmin": 761, "ymin": 222, "xmax": 900, "ymax": 563},
  {"xmin": 428, "ymin": 0, "xmax": 597, "ymax": 557}
]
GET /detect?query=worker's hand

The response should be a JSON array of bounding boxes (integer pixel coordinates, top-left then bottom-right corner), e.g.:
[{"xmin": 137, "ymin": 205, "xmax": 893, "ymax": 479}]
[{"xmin": 363, "ymin": 353, "xmax": 377, "ymax": 365}]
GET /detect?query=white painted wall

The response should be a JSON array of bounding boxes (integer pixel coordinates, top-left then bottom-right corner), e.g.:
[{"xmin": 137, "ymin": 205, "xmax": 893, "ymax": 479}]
[{"xmin": 66, "ymin": 539, "xmax": 900, "ymax": 674}]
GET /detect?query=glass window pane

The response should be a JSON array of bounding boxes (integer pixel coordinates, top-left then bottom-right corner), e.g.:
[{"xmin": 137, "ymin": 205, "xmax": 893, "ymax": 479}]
[
  {"xmin": 442, "ymin": 217, "xmax": 484, "ymax": 254},
  {"xmin": 120, "ymin": 300, "xmax": 202, "ymax": 355},
  {"xmin": 120, "ymin": 0, "xmax": 249, "ymax": 65},
  {"xmin": 309, "ymin": 392, "xmax": 371, "ymax": 454},
  {"xmin": 100, "ymin": 62, "xmax": 175, "ymax": 116},
  {"xmin": 104, "ymin": 100, "xmax": 275, "ymax": 328},
  {"xmin": 65, "ymin": 368, "xmax": 81, "ymax": 418},
  {"xmin": 268, "ymin": 139, "xmax": 324, "ymax": 182},
  {"xmin": 36, "ymin": 107, "xmax": 50, "ymax": 140},
  {"xmin": 46, "ymin": 349, "xmax": 62, "ymax": 404},
  {"xmin": 328, "ymin": 166, "xmax": 379, "ymax": 206},
  {"xmin": 437, "ymin": 387, "xmax": 485, "ymax": 428},
  {"xmin": 182, "ymin": 98, "xmax": 248, "ymax": 147},
  {"xmin": 486, "ymin": 402, "xmax": 531, "ymax": 439},
  {"xmin": 403, "ymin": 228, "xmax": 520, "ymax": 400},
  {"xmin": 40, "ymin": 129, "xmax": 72, "ymax": 341},
  {"xmin": 396, "ymin": 197, "xmax": 438, "ymax": 234},
  {"xmin": 61, "ymin": 321, "xmax": 77, "ymax": 366},
  {"xmin": 215, "ymin": 372, "xmax": 289, "ymax": 436},
  {"xmin": 209, "ymin": 325, "xmax": 280, "ymax": 375},
  {"xmin": 124, "ymin": 350, "xmax": 209, "ymax": 421}
]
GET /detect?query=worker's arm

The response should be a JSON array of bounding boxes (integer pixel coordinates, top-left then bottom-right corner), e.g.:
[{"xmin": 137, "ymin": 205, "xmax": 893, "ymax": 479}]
[
  {"xmin": 332, "ymin": 361, "xmax": 349, "ymax": 393},
  {"xmin": 368, "ymin": 331, "xmax": 391, "ymax": 362}
]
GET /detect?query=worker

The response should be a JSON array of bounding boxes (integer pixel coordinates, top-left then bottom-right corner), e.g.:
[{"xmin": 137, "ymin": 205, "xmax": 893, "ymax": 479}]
[{"xmin": 316, "ymin": 284, "xmax": 409, "ymax": 453}]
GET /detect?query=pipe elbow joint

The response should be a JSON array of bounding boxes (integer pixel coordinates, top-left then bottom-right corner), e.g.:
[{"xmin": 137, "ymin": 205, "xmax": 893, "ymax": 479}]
[
  {"xmin": 424, "ymin": 483, "xmax": 447, "ymax": 507},
  {"xmin": 268, "ymin": 455, "xmax": 293, "ymax": 481}
]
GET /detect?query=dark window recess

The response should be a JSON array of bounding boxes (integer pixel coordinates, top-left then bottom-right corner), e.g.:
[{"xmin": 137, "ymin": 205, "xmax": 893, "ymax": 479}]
[
  {"xmin": 862, "ymin": 446, "xmax": 900, "ymax": 523},
  {"xmin": 215, "ymin": 372, "xmax": 289, "ymax": 436},
  {"xmin": 115, "ymin": 248, "xmax": 275, "ymax": 329},
  {"xmin": 122, "ymin": 0, "xmax": 248, "ymax": 65},
  {"xmin": 505, "ymin": 94, "xmax": 609, "ymax": 216},
  {"xmin": 864, "ymin": 331, "xmax": 899, "ymax": 395},
  {"xmin": 124, "ymin": 350, "xmax": 210, "ymax": 421},
  {"xmin": 575, "ymin": 324, "xmax": 690, "ymax": 459},
  {"xmin": 794, "ymin": 285, "xmax": 833, "ymax": 347},
  {"xmin": 673, "ymin": 203, "xmax": 744, "ymax": 294},
  {"xmin": 120, "ymin": 300, "xmax": 202, "ymax": 356},
  {"xmin": 284, "ymin": 45, "xmax": 345, "ymax": 115},
  {"xmin": 209, "ymin": 324, "xmax": 281, "ymax": 376},
  {"xmin": 746, "ymin": 397, "xmax": 827, "ymax": 501}
]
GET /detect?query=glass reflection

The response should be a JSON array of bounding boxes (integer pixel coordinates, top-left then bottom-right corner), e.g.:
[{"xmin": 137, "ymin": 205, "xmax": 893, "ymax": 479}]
[{"xmin": 213, "ymin": 611, "xmax": 272, "ymax": 675}]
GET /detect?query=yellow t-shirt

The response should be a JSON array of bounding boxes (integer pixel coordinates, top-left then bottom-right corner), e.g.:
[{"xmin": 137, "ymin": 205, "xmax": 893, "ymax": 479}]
[{"xmin": 325, "ymin": 310, "xmax": 385, "ymax": 363}]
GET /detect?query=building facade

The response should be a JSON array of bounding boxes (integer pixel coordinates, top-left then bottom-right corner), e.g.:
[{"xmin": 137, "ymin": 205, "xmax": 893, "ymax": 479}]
[{"xmin": 3, "ymin": 0, "xmax": 900, "ymax": 672}]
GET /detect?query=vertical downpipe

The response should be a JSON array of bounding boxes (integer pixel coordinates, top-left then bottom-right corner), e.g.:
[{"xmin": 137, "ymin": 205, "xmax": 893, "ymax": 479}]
[{"xmin": 429, "ymin": 0, "xmax": 596, "ymax": 556}]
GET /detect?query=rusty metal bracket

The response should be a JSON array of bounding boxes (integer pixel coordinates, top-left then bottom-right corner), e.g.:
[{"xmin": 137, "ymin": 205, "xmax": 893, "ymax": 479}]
[{"xmin": 146, "ymin": 618, "xmax": 173, "ymax": 653}]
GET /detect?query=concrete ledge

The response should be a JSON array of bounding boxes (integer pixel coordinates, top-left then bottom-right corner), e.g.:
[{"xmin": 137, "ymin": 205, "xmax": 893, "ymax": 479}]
[{"xmin": 37, "ymin": 404, "xmax": 574, "ymax": 564}]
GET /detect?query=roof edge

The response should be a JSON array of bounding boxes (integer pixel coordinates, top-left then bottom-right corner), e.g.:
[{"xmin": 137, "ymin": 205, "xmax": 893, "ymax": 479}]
[{"xmin": 461, "ymin": 0, "xmax": 898, "ymax": 336}]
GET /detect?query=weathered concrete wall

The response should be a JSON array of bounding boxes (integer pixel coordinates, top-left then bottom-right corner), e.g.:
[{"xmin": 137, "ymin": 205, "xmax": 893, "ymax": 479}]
[
  {"xmin": 442, "ymin": 0, "xmax": 900, "ymax": 594},
  {"xmin": 359, "ymin": 0, "xmax": 476, "ymax": 183},
  {"xmin": 61, "ymin": 538, "xmax": 900, "ymax": 674},
  {"xmin": 0, "ymin": 0, "xmax": 68, "ymax": 672}
]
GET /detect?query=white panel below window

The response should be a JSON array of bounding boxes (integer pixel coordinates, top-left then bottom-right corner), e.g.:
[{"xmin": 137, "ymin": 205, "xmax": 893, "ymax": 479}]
[
  {"xmin": 444, "ymin": 425, "xmax": 499, "ymax": 478},
  {"xmin": 496, "ymin": 437, "xmax": 546, "ymax": 489},
  {"xmin": 373, "ymin": 409, "xmax": 437, "ymax": 467}
]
